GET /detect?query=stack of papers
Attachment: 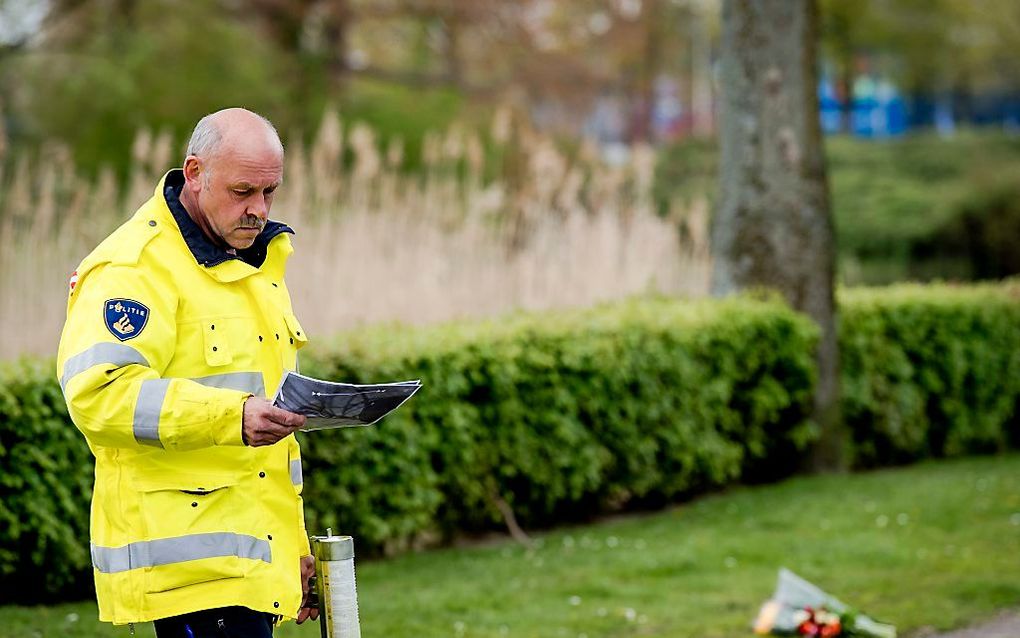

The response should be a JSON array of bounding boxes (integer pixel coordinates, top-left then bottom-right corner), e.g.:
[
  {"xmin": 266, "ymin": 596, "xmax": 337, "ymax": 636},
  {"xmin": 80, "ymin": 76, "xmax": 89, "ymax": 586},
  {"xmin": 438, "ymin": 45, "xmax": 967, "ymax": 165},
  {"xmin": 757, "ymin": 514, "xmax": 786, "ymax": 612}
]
[{"xmin": 272, "ymin": 370, "xmax": 422, "ymax": 431}]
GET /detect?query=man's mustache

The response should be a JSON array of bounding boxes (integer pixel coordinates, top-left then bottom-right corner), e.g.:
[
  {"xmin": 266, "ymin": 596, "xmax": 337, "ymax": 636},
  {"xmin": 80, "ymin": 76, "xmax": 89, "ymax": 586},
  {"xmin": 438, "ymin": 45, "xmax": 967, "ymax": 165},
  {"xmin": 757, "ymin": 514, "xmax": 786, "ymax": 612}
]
[{"xmin": 238, "ymin": 215, "xmax": 266, "ymax": 230}]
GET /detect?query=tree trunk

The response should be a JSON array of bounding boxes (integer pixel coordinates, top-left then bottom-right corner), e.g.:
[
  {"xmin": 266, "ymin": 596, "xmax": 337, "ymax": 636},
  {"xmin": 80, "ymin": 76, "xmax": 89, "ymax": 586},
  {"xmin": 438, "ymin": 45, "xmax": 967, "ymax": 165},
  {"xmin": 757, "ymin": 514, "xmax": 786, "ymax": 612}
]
[
  {"xmin": 688, "ymin": 3, "xmax": 714, "ymax": 137},
  {"xmin": 443, "ymin": 11, "xmax": 464, "ymax": 89},
  {"xmin": 322, "ymin": 0, "xmax": 351, "ymax": 86},
  {"xmin": 713, "ymin": 0, "xmax": 844, "ymax": 471},
  {"xmin": 633, "ymin": 0, "xmax": 662, "ymax": 143}
]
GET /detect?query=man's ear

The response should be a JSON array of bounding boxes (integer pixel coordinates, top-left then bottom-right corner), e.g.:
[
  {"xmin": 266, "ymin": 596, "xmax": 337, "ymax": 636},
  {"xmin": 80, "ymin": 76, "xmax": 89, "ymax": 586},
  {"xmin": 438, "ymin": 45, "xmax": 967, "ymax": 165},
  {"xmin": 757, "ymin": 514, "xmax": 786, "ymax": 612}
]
[{"xmin": 182, "ymin": 156, "xmax": 203, "ymax": 191}]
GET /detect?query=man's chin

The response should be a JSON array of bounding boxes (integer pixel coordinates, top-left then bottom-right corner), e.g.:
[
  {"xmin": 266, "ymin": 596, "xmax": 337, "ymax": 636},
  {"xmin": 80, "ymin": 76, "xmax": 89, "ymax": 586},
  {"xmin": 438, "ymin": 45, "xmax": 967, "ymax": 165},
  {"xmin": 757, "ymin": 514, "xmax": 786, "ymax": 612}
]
[
  {"xmin": 226, "ymin": 237, "xmax": 258, "ymax": 251},
  {"xmin": 227, "ymin": 228, "xmax": 261, "ymax": 250}
]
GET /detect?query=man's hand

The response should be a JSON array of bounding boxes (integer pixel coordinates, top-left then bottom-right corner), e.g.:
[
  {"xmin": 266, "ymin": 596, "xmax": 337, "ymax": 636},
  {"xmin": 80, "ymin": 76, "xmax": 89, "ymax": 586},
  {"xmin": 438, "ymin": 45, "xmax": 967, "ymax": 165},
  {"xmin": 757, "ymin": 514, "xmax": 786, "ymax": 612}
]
[
  {"xmin": 297, "ymin": 554, "xmax": 319, "ymax": 624},
  {"xmin": 242, "ymin": 397, "xmax": 306, "ymax": 446}
]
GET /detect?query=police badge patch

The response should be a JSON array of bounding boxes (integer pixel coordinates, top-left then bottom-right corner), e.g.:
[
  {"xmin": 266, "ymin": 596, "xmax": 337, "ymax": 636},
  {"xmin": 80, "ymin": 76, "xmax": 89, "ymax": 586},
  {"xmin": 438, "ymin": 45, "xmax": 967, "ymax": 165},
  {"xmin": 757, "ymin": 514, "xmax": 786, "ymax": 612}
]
[{"xmin": 104, "ymin": 299, "xmax": 150, "ymax": 341}]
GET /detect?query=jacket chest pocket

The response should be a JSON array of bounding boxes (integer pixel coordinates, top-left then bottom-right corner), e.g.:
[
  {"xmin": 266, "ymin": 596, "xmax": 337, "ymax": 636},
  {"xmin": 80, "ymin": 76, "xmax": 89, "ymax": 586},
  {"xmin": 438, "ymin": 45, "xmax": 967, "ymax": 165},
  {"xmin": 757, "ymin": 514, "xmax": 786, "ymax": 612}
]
[{"xmin": 203, "ymin": 321, "xmax": 233, "ymax": 367}]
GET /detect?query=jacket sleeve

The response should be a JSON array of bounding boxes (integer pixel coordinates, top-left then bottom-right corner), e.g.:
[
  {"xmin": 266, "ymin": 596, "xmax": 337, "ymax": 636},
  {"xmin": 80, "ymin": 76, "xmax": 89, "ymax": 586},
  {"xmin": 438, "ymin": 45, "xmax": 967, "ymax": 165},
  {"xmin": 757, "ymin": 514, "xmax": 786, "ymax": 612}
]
[{"xmin": 57, "ymin": 263, "xmax": 248, "ymax": 451}]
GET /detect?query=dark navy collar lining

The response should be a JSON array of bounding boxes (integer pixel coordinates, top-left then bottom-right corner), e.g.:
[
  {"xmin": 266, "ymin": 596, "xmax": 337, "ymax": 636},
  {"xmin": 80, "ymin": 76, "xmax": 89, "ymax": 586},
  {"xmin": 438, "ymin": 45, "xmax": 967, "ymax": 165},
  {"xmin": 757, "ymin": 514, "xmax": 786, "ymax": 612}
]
[{"xmin": 163, "ymin": 169, "xmax": 293, "ymax": 269}]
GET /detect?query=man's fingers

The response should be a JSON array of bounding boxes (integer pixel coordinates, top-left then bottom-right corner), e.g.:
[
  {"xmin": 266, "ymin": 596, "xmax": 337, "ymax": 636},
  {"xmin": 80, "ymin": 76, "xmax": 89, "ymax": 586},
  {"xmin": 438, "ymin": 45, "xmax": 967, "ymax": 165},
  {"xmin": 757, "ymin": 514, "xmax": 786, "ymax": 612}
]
[
  {"xmin": 243, "ymin": 398, "xmax": 305, "ymax": 446},
  {"xmin": 297, "ymin": 555, "xmax": 317, "ymax": 623},
  {"xmin": 242, "ymin": 402, "xmax": 306, "ymax": 446},
  {"xmin": 246, "ymin": 421, "xmax": 295, "ymax": 447},
  {"xmin": 266, "ymin": 405, "xmax": 306, "ymax": 429},
  {"xmin": 256, "ymin": 420, "xmax": 293, "ymax": 439}
]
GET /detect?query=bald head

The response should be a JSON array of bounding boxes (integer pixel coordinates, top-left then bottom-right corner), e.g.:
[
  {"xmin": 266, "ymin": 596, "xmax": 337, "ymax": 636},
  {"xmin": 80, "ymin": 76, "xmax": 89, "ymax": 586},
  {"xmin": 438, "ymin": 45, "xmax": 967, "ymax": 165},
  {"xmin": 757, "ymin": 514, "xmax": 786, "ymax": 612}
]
[{"xmin": 184, "ymin": 107, "xmax": 283, "ymax": 166}]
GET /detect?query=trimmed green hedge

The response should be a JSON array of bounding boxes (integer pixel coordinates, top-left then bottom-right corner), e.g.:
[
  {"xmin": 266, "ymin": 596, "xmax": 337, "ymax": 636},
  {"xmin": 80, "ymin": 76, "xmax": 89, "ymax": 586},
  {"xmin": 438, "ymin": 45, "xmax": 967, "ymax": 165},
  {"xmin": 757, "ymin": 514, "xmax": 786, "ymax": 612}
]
[
  {"xmin": 298, "ymin": 298, "xmax": 818, "ymax": 554},
  {"xmin": 840, "ymin": 283, "xmax": 1020, "ymax": 466},
  {"xmin": 0, "ymin": 359, "xmax": 94, "ymax": 601},
  {"xmin": 1, "ymin": 285, "xmax": 1018, "ymax": 601}
]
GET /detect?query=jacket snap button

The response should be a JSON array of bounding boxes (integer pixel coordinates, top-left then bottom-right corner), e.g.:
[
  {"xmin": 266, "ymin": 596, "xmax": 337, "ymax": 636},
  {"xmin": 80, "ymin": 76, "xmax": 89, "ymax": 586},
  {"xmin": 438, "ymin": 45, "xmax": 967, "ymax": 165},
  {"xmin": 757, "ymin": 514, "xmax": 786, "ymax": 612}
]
[
  {"xmin": 191, "ymin": 502, "xmax": 198, "ymax": 508},
  {"xmin": 148, "ymin": 220, "xmax": 156, "ymax": 227},
  {"xmin": 273, "ymin": 602, "xmax": 280, "ymax": 608},
  {"xmin": 258, "ymin": 335, "xmax": 263, "ymax": 342},
  {"xmin": 211, "ymin": 324, "xmax": 215, "ymax": 330},
  {"xmin": 289, "ymin": 337, "xmax": 294, "ymax": 344},
  {"xmin": 267, "ymin": 534, "xmax": 273, "ymax": 540},
  {"xmin": 272, "ymin": 283, "xmax": 278, "ymax": 288},
  {"xmin": 259, "ymin": 471, "xmax": 266, "ymax": 478},
  {"xmin": 275, "ymin": 333, "xmax": 280, "ymax": 340},
  {"xmin": 212, "ymin": 346, "xmax": 218, "ymax": 352}
]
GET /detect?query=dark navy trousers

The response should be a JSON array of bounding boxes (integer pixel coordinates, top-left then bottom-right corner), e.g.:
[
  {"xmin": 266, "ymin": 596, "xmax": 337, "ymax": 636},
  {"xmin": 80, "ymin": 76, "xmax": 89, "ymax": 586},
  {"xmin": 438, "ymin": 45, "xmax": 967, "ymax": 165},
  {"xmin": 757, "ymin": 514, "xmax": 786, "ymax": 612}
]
[{"xmin": 153, "ymin": 606, "xmax": 275, "ymax": 638}]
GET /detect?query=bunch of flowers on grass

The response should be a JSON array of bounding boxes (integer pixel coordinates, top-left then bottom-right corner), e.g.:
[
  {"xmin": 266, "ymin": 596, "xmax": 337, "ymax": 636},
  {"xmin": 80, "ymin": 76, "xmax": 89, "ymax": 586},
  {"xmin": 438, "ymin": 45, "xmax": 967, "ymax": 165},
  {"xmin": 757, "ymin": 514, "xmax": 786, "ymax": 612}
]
[{"xmin": 753, "ymin": 569, "xmax": 896, "ymax": 637}]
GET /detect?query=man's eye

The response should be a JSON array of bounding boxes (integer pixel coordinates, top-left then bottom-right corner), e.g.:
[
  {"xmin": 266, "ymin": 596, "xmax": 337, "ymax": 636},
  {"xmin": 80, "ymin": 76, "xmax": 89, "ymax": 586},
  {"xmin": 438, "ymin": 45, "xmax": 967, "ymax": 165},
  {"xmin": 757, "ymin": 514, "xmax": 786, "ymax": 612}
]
[
  {"xmin": 265, "ymin": 187, "xmax": 277, "ymax": 195},
  {"xmin": 233, "ymin": 189, "xmax": 253, "ymax": 196}
]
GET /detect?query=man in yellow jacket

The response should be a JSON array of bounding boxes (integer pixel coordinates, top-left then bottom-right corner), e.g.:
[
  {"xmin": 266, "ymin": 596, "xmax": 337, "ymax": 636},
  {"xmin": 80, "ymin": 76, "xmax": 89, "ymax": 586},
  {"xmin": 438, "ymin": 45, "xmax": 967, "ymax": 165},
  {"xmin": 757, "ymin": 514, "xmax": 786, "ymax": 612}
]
[{"xmin": 57, "ymin": 108, "xmax": 318, "ymax": 637}]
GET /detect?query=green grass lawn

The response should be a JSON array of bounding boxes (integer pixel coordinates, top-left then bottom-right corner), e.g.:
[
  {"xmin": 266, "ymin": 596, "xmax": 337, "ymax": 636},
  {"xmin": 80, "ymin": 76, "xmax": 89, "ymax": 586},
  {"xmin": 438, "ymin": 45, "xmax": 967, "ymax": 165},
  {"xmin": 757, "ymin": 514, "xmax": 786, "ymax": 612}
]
[{"xmin": 3, "ymin": 454, "xmax": 1019, "ymax": 637}]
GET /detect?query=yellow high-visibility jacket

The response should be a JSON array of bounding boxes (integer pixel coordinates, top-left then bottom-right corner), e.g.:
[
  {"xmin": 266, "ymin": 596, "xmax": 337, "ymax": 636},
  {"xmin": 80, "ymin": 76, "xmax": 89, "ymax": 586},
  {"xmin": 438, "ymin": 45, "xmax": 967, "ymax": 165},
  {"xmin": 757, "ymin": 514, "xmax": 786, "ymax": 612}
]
[{"xmin": 57, "ymin": 170, "xmax": 310, "ymax": 624}]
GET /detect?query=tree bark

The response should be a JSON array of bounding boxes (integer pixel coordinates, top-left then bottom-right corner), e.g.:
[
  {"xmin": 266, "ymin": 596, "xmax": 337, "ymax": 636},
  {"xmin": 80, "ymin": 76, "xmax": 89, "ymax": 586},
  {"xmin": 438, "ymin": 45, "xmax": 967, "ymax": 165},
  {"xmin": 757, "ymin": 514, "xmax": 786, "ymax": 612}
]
[
  {"xmin": 688, "ymin": 4, "xmax": 714, "ymax": 137},
  {"xmin": 633, "ymin": 0, "xmax": 662, "ymax": 143},
  {"xmin": 714, "ymin": 0, "xmax": 843, "ymax": 471}
]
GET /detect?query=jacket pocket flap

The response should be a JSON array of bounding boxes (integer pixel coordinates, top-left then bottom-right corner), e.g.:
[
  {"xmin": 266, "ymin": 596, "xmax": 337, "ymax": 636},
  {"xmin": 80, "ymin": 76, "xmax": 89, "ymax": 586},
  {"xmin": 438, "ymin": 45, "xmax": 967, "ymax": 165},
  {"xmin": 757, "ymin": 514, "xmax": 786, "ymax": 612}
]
[
  {"xmin": 283, "ymin": 312, "xmax": 308, "ymax": 349},
  {"xmin": 133, "ymin": 471, "xmax": 240, "ymax": 493}
]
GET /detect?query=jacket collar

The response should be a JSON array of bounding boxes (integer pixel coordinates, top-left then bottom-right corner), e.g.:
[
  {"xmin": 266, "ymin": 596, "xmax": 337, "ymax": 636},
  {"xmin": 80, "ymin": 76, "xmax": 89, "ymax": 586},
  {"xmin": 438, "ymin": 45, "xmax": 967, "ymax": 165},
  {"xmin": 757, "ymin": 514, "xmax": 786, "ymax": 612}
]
[{"xmin": 162, "ymin": 169, "xmax": 293, "ymax": 270}]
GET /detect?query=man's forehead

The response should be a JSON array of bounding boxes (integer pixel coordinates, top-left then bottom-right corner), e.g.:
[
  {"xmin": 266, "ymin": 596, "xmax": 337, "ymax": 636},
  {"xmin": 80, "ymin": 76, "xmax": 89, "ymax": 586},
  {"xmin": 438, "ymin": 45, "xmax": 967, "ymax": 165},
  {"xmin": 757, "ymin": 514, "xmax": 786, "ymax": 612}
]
[{"xmin": 211, "ymin": 151, "xmax": 283, "ymax": 182}]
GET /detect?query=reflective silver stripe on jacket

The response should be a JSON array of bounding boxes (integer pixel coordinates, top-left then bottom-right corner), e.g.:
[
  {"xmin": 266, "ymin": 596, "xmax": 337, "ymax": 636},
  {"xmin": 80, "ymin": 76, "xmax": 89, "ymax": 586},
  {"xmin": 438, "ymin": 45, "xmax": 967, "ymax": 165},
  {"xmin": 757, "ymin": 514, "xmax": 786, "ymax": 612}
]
[
  {"xmin": 192, "ymin": 371, "xmax": 265, "ymax": 396},
  {"xmin": 60, "ymin": 342, "xmax": 150, "ymax": 392},
  {"xmin": 91, "ymin": 532, "xmax": 272, "ymax": 574},
  {"xmin": 290, "ymin": 459, "xmax": 302, "ymax": 485},
  {"xmin": 133, "ymin": 378, "xmax": 170, "ymax": 448}
]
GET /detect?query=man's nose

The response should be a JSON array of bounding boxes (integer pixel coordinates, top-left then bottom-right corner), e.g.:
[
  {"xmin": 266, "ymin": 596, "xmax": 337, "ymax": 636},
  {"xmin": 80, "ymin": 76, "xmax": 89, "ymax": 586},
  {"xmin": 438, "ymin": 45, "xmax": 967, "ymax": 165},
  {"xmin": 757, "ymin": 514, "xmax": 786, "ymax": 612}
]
[{"xmin": 248, "ymin": 195, "xmax": 270, "ymax": 220}]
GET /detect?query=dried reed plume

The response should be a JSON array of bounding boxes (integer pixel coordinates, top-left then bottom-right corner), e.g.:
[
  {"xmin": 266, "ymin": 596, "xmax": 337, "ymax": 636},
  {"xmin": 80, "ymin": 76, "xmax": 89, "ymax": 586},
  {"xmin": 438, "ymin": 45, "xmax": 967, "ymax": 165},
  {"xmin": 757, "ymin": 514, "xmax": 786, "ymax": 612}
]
[{"xmin": 0, "ymin": 107, "xmax": 710, "ymax": 360}]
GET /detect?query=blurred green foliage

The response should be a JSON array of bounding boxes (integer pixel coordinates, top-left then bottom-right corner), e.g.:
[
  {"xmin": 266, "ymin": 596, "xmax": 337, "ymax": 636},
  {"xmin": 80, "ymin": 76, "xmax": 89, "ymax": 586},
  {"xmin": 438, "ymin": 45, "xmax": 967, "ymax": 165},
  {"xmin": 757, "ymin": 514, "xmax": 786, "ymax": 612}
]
[
  {"xmin": 825, "ymin": 132, "xmax": 1020, "ymax": 283},
  {"xmin": 919, "ymin": 174, "xmax": 1020, "ymax": 280},
  {"xmin": 339, "ymin": 78, "xmax": 464, "ymax": 173},
  {"xmin": 3, "ymin": 285, "xmax": 1019, "ymax": 602},
  {"xmin": 0, "ymin": 0, "xmax": 463, "ymax": 180},
  {"xmin": 6, "ymin": 0, "xmax": 301, "ymax": 179},
  {"xmin": 655, "ymin": 132, "xmax": 1020, "ymax": 284},
  {"xmin": 820, "ymin": 0, "xmax": 1020, "ymax": 93}
]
